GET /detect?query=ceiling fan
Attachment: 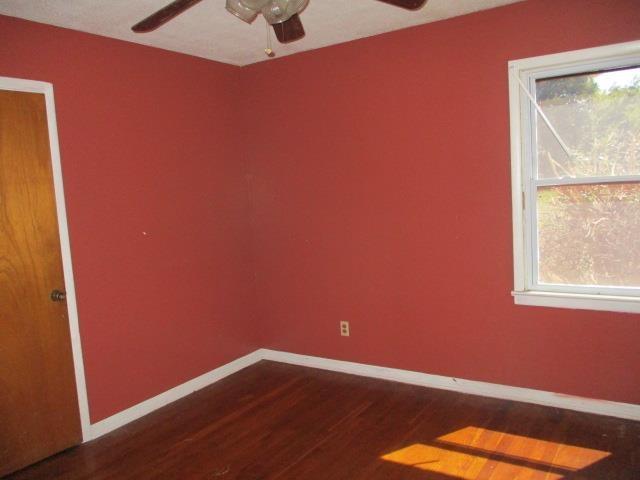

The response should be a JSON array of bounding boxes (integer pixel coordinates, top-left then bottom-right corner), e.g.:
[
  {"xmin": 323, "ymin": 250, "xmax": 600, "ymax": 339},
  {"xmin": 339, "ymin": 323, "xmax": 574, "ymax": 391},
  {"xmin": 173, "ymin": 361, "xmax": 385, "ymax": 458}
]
[{"xmin": 132, "ymin": 0, "xmax": 428, "ymax": 44}]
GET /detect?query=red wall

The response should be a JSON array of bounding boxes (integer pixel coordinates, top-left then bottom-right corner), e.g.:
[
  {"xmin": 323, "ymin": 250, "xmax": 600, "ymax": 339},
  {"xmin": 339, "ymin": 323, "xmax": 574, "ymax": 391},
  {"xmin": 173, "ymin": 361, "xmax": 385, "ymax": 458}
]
[
  {"xmin": 242, "ymin": 0, "xmax": 640, "ymax": 404},
  {"xmin": 1, "ymin": 0, "xmax": 639, "ymax": 424},
  {"xmin": 0, "ymin": 16, "xmax": 258, "ymax": 422}
]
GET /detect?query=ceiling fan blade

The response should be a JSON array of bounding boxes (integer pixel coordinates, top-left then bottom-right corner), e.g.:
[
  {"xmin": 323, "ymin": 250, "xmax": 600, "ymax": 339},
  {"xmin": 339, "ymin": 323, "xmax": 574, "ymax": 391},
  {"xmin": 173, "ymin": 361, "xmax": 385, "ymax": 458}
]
[
  {"xmin": 132, "ymin": 0, "xmax": 204, "ymax": 33},
  {"xmin": 375, "ymin": 0, "xmax": 428, "ymax": 9},
  {"xmin": 272, "ymin": 14, "xmax": 305, "ymax": 44}
]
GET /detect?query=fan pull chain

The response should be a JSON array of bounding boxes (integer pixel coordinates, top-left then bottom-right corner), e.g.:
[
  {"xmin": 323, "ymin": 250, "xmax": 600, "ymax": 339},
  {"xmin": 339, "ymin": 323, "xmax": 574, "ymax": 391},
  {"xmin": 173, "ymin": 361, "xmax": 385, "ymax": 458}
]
[{"xmin": 265, "ymin": 19, "xmax": 275, "ymax": 58}]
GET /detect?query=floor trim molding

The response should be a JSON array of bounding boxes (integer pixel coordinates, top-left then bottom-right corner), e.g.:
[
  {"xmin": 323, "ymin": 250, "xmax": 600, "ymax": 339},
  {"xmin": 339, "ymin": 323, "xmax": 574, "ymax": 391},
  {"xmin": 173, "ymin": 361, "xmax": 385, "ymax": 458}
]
[
  {"xmin": 262, "ymin": 349, "xmax": 640, "ymax": 422},
  {"xmin": 88, "ymin": 350, "xmax": 263, "ymax": 440},
  {"xmin": 87, "ymin": 348, "xmax": 640, "ymax": 441}
]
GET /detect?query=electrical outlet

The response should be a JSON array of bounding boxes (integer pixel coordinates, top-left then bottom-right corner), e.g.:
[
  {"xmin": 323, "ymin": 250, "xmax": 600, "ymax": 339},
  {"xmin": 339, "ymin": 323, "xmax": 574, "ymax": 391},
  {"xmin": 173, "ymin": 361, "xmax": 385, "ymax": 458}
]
[{"xmin": 340, "ymin": 321, "xmax": 350, "ymax": 337}]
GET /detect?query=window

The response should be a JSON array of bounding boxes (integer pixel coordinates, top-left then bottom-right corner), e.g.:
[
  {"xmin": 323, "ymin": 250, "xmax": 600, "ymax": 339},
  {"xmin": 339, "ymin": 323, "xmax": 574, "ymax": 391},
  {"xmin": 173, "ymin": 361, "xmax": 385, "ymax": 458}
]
[{"xmin": 508, "ymin": 41, "xmax": 640, "ymax": 313}]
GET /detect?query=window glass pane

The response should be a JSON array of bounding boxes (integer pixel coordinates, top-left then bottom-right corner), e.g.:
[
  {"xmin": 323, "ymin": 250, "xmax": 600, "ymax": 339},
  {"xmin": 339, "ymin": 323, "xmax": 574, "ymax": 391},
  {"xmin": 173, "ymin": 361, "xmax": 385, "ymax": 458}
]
[
  {"xmin": 537, "ymin": 182, "xmax": 640, "ymax": 287},
  {"xmin": 535, "ymin": 67, "xmax": 640, "ymax": 179}
]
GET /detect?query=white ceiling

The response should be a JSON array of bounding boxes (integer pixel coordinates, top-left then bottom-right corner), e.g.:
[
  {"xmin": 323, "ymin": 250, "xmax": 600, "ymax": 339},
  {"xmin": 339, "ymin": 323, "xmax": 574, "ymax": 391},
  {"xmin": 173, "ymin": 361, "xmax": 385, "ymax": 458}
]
[{"xmin": 0, "ymin": 0, "xmax": 523, "ymax": 66}]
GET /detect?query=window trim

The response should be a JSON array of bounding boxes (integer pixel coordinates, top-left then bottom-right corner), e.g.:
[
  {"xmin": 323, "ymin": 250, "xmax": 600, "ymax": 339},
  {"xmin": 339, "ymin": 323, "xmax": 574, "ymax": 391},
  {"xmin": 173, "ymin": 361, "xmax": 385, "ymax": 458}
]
[{"xmin": 508, "ymin": 41, "xmax": 640, "ymax": 314}]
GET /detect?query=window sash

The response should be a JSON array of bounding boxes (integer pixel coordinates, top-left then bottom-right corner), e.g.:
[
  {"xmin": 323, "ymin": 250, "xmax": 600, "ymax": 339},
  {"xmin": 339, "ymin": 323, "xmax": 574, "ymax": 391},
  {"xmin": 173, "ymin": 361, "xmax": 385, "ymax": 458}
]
[
  {"xmin": 525, "ymin": 180, "xmax": 640, "ymax": 297},
  {"xmin": 527, "ymin": 183, "xmax": 640, "ymax": 296}
]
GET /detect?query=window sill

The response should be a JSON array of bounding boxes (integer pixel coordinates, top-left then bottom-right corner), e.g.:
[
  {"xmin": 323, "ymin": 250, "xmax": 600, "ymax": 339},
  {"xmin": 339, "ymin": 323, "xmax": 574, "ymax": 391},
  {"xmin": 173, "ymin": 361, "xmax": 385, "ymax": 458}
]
[{"xmin": 512, "ymin": 290, "xmax": 640, "ymax": 314}]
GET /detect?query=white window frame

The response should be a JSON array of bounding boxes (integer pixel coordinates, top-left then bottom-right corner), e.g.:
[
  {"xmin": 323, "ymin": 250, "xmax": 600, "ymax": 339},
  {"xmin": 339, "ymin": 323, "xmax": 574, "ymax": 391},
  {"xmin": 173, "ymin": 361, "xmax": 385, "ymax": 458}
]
[{"xmin": 508, "ymin": 41, "xmax": 640, "ymax": 314}]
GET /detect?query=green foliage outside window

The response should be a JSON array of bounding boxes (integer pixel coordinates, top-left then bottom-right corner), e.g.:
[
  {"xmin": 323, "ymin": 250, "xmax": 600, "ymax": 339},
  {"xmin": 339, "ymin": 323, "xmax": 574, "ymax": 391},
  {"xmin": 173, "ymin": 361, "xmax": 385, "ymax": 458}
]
[{"xmin": 535, "ymin": 70, "xmax": 640, "ymax": 287}]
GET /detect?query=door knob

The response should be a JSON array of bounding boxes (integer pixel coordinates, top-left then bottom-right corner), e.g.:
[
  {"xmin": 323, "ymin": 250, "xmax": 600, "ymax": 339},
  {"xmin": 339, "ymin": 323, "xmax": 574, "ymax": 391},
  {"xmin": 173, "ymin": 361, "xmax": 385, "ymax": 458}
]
[{"xmin": 51, "ymin": 290, "xmax": 66, "ymax": 302}]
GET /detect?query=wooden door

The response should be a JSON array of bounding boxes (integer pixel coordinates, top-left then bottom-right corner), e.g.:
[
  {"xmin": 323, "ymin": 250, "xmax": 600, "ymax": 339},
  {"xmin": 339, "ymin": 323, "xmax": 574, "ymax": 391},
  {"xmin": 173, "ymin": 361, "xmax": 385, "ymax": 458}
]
[{"xmin": 0, "ymin": 89, "xmax": 82, "ymax": 476}]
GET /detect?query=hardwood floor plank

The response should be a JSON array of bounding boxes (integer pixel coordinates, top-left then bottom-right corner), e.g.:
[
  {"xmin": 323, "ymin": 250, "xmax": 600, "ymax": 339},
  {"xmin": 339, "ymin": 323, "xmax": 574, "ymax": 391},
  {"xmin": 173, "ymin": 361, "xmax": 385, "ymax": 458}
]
[{"xmin": 5, "ymin": 361, "xmax": 640, "ymax": 479}]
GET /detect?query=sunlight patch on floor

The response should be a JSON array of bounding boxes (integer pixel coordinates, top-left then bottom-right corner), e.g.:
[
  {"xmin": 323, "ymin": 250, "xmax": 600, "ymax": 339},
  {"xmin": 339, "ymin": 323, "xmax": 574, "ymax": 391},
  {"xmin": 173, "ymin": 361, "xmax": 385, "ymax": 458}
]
[{"xmin": 381, "ymin": 426, "xmax": 610, "ymax": 479}]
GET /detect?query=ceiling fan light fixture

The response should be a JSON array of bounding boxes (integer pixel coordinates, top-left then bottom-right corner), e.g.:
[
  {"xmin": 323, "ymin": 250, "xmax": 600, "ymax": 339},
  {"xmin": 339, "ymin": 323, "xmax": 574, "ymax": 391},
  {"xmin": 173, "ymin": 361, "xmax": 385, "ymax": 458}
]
[
  {"xmin": 285, "ymin": 0, "xmax": 309, "ymax": 18},
  {"xmin": 262, "ymin": 0, "xmax": 309, "ymax": 25},
  {"xmin": 261, "ymin": 0, "xmax": 289, "ymax": 24},
  {"xmin": 226, "ymin": 0, "xmax": 258, "ymax": 23},
  {"xmin": 286, "ymin": 0, "xmax": 310, "ymax": 13},
  {"xmin": 238, "ymin": 0, "xmax": 271, "ymax": 10}
]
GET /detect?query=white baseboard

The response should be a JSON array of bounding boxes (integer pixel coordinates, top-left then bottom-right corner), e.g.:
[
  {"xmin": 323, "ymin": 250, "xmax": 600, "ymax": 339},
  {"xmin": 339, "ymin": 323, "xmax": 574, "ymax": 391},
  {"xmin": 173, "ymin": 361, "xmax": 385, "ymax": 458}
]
[
  {"xmin": 87, "ymin": 350, "xmax": 263, "ymax": 440},
  {"xmin": 261, "ymin": 349, "xmax": 640, "ymax": 422},
  {"xmin": 86, "ymin": 348, "xmax": 640, "ymax": 441}
]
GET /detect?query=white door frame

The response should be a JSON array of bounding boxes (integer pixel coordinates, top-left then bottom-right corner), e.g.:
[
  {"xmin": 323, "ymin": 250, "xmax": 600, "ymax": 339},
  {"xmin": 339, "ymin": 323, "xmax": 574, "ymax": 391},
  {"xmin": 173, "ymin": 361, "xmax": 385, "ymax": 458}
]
[{"xmin": 0, "ymin": 76, "xmax": 91, "ymax": 441}]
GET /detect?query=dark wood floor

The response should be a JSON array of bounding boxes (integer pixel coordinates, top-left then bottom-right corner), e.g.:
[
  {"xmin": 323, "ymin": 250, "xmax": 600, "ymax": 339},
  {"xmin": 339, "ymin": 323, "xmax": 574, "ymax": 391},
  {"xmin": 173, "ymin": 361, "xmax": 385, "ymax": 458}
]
[{"xmin": 5, "ymin": 361, "xmax": 640, "ymax": 479}]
